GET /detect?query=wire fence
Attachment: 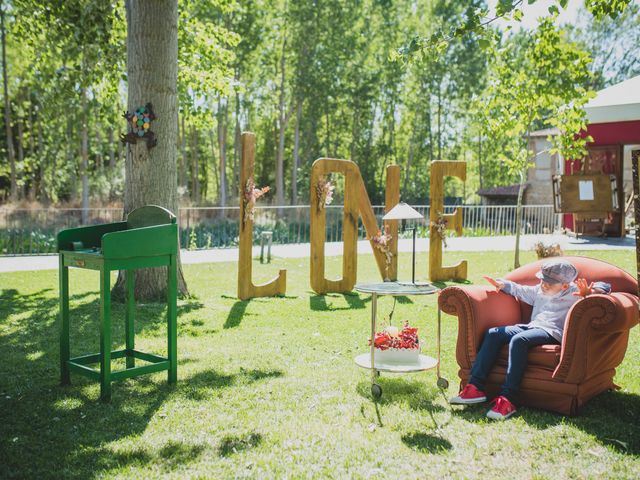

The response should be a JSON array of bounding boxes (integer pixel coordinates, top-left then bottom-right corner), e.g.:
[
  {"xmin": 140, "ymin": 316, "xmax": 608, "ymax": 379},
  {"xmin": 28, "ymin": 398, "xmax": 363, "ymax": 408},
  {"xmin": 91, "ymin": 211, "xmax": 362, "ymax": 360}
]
[{"xmin": 0, "ymin": 204, "xmax": 560, "ymax": 255}]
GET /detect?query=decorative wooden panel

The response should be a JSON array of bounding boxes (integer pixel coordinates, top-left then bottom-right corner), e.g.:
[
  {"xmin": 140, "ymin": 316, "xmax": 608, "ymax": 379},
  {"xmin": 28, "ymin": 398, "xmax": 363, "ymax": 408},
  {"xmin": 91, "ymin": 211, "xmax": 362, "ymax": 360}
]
[
  {"xmin": 632, "ymin": 149, "xmax": 640, "ymax": 297},
  {"xmin": 237, "ymin": 132, "xmax": 286, "ymax": 300},
  {"xmin": 552, "ymin": 173, "xmax": 617, "ymax": 213},
  {"xmin": 310, "ymin": 159, "xmax": 399, "ymax": 294},
  {"xmin": 429, "ymin": 161, "xmax": 467, "ymax": 282}
]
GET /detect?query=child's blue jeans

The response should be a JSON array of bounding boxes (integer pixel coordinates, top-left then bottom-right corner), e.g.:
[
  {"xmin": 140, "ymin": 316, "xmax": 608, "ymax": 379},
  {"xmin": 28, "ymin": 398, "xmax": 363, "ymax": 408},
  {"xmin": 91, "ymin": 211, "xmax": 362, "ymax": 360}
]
[{"xmin": 468, "ymin": 325, "xmax": 559, "ymax": 402}]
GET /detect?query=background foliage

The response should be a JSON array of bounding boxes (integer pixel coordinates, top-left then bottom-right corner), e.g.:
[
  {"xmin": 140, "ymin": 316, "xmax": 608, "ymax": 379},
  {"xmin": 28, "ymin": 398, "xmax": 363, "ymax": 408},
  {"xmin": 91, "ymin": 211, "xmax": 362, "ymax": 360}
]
[{"xmin": 0, "ymin": 0, "xmax": 637, "ymax": 207}]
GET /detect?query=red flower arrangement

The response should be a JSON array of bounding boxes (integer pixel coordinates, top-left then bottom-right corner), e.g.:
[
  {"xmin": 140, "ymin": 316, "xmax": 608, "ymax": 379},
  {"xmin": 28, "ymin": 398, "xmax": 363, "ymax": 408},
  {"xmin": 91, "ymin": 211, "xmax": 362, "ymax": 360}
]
[
  {"xmin": 316, "ymin": 175, "xmax": 335, "ymax": 209},
  {"xmin": 369, "ymin": 226, "xmax": 393, "ymax": 279},
  {"xmin": 430, "ymin": 212, "xmax": 448, "ymax": 247},
  {"xmin": 369, "ymin": 321, "xmax": 419, "ymax": 351}
]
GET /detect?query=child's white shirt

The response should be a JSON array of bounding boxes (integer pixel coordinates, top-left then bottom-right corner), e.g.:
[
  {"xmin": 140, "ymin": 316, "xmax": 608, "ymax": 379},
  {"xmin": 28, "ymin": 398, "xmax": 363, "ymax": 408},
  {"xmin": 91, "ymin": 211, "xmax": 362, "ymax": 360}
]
[{"xmin": 498, "ymin": 280, "xmax": 602, "ymax": 342}]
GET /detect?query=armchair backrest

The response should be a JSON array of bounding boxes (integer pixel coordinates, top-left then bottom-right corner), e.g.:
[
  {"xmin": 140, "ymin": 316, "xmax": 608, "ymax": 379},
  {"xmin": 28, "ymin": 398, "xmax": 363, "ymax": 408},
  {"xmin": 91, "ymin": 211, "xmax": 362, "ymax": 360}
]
[
  {"xmin": 504, "ymin": 256, "xmax": 637, "ymax": 295},
  {"xmin": 503, "ymin": 256, "xmax": 637, "ymax": 323}
]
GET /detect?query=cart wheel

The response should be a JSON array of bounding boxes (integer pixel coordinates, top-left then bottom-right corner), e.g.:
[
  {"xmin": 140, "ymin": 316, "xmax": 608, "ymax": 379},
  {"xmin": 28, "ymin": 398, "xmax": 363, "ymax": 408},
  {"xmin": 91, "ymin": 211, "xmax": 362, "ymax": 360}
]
[
  {"xmin": 371, "ymin": 383, "xmax": 382, "ymax": 400},
  {"xmin": 437, "ymin": 377, "xmax": 449, "ymax": 389}
]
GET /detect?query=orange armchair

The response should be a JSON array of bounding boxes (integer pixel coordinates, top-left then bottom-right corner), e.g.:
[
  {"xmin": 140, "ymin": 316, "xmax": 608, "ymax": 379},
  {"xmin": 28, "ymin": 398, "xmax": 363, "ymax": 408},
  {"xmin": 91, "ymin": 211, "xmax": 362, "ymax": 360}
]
[{"xmin": 438, "ymin": 256, "xmax": 639, "ymax": 415}]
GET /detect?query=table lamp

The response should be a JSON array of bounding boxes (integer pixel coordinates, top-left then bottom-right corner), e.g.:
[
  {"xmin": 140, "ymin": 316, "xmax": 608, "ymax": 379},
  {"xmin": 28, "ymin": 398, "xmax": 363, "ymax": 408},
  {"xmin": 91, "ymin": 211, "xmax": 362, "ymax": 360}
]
[{"xmin": 382, "ymin": 202, "xmax": 424, "ymax": 285}]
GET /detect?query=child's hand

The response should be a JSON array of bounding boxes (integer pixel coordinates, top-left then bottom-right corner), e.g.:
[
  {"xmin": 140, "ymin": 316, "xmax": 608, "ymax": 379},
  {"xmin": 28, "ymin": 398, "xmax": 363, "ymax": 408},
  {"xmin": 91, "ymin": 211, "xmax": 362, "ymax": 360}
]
[
  {"xmin": 483, "ymin": 275, "xmax": 504, "ymax": 291},
  {"xmin": 573, "ymin": 278, "xmax": 594, "ymax": 297}
]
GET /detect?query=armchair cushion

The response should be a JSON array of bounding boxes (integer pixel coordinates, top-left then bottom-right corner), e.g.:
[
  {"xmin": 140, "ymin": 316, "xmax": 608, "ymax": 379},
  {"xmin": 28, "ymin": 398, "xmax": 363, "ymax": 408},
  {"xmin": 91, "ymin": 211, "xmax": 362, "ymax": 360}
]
[{"xmin": 496, "ymin": 344, "xmax": 561, "ymax": 370}]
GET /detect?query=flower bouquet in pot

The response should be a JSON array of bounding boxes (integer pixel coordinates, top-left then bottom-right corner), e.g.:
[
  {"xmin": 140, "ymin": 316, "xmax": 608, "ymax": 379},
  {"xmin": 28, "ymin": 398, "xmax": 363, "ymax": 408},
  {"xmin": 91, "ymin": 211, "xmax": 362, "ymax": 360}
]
[{"xmin": 369, "ymin": 321, "xmax": 420, "ymax": 365}]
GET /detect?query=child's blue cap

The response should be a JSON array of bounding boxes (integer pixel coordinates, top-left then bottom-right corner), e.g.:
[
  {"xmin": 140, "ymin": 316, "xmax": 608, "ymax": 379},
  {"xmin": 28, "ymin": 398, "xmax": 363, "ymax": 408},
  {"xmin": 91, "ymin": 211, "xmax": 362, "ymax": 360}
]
[{"xmin": 535, "ymin": 259, "xmax": 578, "ymax": 284}]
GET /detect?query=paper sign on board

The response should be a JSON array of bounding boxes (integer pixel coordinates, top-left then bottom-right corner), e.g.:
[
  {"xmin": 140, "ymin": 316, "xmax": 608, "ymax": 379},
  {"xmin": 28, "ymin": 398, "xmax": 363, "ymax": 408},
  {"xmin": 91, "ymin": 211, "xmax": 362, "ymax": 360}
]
[{"xmin": 578, "ymin": 180, "xmax": 594, "ymax": 201}]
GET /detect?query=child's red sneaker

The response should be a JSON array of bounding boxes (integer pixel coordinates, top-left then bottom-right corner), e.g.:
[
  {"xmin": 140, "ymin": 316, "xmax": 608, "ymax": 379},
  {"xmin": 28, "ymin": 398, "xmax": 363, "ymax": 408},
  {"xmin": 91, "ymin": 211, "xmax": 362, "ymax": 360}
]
[
  {"xmin": 486, "ymin": 395, "xmax": 517, "ymax": 420},
  {"xmin": 449, "ymin": 383, "xmax": 487, "ymax": 404}
]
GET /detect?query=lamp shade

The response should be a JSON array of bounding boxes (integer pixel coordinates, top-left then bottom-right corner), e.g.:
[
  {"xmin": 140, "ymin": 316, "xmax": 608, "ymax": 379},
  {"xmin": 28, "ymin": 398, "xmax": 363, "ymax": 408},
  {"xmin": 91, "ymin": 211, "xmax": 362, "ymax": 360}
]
[{"xmin": 382, "ymin": 202, "xmax": 423, "ymax": 220}]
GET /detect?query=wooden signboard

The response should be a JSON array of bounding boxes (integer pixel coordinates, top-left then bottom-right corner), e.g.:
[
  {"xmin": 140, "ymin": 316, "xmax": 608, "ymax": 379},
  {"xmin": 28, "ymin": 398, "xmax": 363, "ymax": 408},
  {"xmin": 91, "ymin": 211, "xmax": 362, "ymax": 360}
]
[
  {"xmin": 552, "ymin": 173, "xmax": 618, "ymax": 214},
  {"xmin": 237, "ymin": 132, "xmax": 286, "ymax": 300},
  {"xmin": 429, "ymin": 161, "xmax": 467, "ymax": 282},
  {"xmin": 310, "ymin": 159, "xmax": 400, "ymax": 294}
]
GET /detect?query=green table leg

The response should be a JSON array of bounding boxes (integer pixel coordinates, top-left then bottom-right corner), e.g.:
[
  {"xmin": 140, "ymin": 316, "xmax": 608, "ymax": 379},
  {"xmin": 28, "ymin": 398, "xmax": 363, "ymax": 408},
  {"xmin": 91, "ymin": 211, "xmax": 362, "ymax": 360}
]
[
  {"xmin": 126, "ymin": 269, "xmax": 135, "ymax": 369},
  {"xmin": 167, "ymin": 256, "xmax": 177, "ymax": 383},
  {"xmin": 100, "ymin": 268, "xmax": 112, "ymax": 401},
  {"xmin": 59, "ymin": 255, "xmax": 70, "ymax": 385}
]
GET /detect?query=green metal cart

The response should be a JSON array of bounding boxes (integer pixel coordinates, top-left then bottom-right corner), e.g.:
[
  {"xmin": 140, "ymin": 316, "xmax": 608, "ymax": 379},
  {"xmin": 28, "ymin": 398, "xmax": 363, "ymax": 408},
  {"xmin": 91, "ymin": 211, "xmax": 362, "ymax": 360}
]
[{"xmin": 57, "ymin": 205, "xmax": 178, "ymax": 401}]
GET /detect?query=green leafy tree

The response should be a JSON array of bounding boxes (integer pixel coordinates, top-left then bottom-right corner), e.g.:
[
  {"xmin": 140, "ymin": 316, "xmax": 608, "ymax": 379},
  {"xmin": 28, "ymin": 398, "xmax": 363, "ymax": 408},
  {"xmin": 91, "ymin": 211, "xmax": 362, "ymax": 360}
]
[
  {"xmin": 569, "ymin": 3, "xmax": 640, "ymax": 89},
  {"xmin": 397, "ymin": 0, "xmax": 633, "ymax": 61},
  {"xmin": 11, "ymin": 0, "xmax": 124, "ymax": 209},
  {"xmin": 478, "ymin": 18, "xmax": 594, "ymax": 268},
  {"xmin": 177, "ymin": 0, "xmax": 238, "ymax": 206}
]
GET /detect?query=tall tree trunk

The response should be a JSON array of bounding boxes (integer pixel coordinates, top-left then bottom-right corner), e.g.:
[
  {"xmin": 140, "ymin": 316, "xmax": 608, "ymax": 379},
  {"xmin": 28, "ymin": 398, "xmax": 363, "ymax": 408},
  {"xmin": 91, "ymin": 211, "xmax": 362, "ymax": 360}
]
[
  {"xmin": 201, "ymin": 130, "xmax": 208, "ymax": 201},
  {"xmin": 115, "ymin": 0, "xmax": 188, "ymax": 301},
  {"xmin": 426, "ymin": 103, "xmax": 433, "ymax": 163},
  {"xmin": 381, "ymin": 101, "xmax": 397, "ymax": 189},
  {"xmin": 233, "ymin": 86, "xmax": 241, "ymax": 195},
  {"xmin": 95, "ymin": 123, "xmax": 103, "ymax": 171},
  {"xmin": 27, "ymin": 108, "xmax": 36, "ymax": 201},
  {"xmin": 217, "ymin": 98, "xmax": 227, "ymax": 207},
  {"xmin": 107, "ymin": 128, "xmax": 116, "ymax": 200},
  {"xmin": 441, "ymin": 100, "xmax": 448, "ymax": 160},
  {"xmin": 514, "ymin": 170, "xmax": 526, "ymax": 269},
  {"xmin": 350, "ymin": 108, "xmax": 358, "ymax": 163},
  {"xmin": 404, "ymin": 134, "xmax": 414, "ymax": 194},
  {"xmin": 208, "ymin": 128, "xmax": 219, "ymax": 204},
  {"xmin": 478, "ymin": 133, "xmax": 483, "ymax": 190},
  {"xmin": 437, "ymin": 82, "xmax": 442, "ymax": 161},
  {"xmin": 68, "ymin": 118, "xmax": 77, "ymax": 202},
  {"xmin": 178, "ymin": 114, "xmax": 187, "ymax": 191},
  {"xmin": 80, "ymin": 88, "xmax": 89, "ymax": 223},
  {"xmin": 276, "ymin": 35, "xmax": 288, "ymax": 212},
  {"xmin": 191, "ymin": 126, "xmax": 200, "ymax": 203},
  {"xmin": 37, "ymin": 117, "xmax": 48, "ymax": 203},
  {"xmin": 17, "ymin": 116, "xmax": 23, "ymax": 199},
  {"xmin": 291, "ymin": 99, "xmax": 301, "ymax": 205},
  {"xmin": 1, "ymin": 6, "xmax": 16, "ymax": 201},
  {"xmin": 389, "ymin": 101, "xmax": 396, "ymax": 165},
  {"xmin": 514, "ymin": 125, "xmax": 534, "ymax": 269},
  {"xmin": 325, "ymin": 108, "xmax": 330, "ymax": 156},
  {"xmin": 108, "ymin": 128, "xmax": 116, "ymax": 169}
]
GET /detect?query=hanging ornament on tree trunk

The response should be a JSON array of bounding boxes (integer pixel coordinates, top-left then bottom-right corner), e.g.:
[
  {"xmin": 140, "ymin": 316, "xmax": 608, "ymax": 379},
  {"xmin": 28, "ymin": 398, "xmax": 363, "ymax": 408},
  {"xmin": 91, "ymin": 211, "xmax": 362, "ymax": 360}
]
[{"xmin": 120, "ymin": 102, "xmax": 157, "ymax": 149}]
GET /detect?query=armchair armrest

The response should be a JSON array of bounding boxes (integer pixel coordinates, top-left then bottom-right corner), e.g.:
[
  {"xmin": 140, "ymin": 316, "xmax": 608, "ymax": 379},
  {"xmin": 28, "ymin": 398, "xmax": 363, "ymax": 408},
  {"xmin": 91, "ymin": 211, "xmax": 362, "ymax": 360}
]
[
  {"xmin": 439, "ymin": 285, "xmax": 522, "ymax": 369},
  {"xmin": 553, "ymin": 292, "xmax": 639, "ymax": 383},
  {"xmin": 57, "ymin": 222, "xmax": 127, "ymax": 251}
]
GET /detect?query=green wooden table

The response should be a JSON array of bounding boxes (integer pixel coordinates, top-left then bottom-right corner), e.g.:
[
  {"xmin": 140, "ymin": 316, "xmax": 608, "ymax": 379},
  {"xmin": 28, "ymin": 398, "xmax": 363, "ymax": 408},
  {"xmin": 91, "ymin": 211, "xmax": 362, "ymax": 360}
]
[{"xmin": 58, "ymin": 205, "xmax": 178, "ymax": 401}]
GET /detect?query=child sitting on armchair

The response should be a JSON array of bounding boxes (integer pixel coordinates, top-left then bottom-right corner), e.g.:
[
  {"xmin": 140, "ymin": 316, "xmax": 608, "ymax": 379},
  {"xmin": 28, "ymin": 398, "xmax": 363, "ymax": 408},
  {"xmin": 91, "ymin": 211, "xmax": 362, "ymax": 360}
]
[{"xmin": 449, "ymin": 259, "xmax": 611, "ymax": 420}]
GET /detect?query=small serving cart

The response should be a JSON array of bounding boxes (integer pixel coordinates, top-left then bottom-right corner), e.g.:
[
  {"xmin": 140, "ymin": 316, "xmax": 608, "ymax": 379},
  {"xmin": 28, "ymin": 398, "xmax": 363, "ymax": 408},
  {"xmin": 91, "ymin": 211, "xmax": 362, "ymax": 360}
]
[{"xmin": 354, "ymin": 282, "xmax": 447, "ymax": 399}]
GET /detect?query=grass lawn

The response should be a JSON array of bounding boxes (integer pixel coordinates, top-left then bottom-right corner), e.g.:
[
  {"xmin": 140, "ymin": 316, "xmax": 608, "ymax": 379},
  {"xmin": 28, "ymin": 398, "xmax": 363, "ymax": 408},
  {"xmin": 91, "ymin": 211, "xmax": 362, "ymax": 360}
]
[{"xmin": 1, "ymin": 250, "xmax": 639, "ymax": 479}]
